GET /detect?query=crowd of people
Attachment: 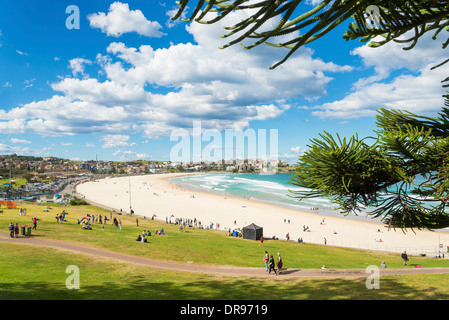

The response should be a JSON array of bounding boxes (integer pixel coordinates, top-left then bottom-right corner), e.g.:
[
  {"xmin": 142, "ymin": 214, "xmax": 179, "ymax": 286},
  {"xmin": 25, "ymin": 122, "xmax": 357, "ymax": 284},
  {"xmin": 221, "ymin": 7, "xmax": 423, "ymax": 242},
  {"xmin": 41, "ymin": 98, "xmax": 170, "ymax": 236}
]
[
  {"xmin": 77, "ymin": 212, "xmax": 123, "ymax": 231},
  {"xmin": 135, "ymin": 227, "xmax": 167, "ymax": 243},
  {"xmin": 55, "ymin": 210, "xmax": 68, "ymax": 223}
]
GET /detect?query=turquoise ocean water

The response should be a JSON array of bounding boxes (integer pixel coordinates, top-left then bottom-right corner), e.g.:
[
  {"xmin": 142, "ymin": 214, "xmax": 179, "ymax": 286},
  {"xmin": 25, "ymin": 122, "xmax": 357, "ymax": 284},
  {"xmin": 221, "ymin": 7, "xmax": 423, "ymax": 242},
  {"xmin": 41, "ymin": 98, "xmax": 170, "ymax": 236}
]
[
  {"xmin": 171, "ymin": 173, "xmax": 375, "ymax": 222},
  {"xmin": 171, "ymin": 172, "xmax": 442, "ymax": 224}
]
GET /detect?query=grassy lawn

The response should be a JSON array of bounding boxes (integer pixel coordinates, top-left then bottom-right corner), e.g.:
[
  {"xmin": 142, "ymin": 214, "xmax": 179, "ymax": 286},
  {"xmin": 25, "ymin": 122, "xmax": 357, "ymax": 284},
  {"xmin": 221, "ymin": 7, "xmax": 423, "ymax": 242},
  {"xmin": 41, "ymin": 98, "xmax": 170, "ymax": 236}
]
[
  {"xmin": 2, "ymin": 202, "xmax": 449, "ymax": 269},
  {"xmin": 2, "ymin": 243, "xmax": 449, "ymax": 300},
  {"xmin": 0, "ymin": 178, "xmax": 27, "ymax": 188},
  {"xmin": 2, "ymin": 202, "xmax": 449, "ymax": 300}
]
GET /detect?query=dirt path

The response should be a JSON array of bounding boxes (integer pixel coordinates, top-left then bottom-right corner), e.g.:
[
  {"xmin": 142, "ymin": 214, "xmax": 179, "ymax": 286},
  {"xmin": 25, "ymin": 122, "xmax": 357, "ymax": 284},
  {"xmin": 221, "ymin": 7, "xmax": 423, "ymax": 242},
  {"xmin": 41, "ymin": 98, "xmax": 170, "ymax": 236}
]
[{"xmin": 2, "ymin": 231, "xmax": 449, "ymax": 278}]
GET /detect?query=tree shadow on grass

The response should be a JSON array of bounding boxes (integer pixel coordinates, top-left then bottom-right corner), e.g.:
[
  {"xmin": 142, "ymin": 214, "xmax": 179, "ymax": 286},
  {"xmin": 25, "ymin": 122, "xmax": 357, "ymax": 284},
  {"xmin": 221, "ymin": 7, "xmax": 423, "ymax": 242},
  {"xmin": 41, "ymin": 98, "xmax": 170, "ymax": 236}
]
[{"xmin": 1, "ymin": 275, "xmax": 448, "ymax": 300}]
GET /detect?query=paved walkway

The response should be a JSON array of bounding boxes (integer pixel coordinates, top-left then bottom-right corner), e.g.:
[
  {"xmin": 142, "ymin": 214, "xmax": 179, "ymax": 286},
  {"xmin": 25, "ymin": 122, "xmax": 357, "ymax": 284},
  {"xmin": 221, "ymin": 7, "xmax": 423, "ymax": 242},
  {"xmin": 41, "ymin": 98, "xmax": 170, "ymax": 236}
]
[{"xmin": 2, "ymin": 231, "xmax": 449, "ymax": 278}]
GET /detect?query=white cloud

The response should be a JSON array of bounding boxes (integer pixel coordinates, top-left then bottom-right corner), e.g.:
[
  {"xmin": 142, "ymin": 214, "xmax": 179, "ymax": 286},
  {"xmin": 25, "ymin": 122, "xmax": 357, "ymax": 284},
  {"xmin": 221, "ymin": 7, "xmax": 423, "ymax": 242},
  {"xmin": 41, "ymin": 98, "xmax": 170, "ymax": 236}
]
[
  {"xmin": 165, "ymin": 7, "xmax": 186, "ymax": 28},
  {"xmin": 0, "ymin": 6, "xmax": 351, "ymax": 139},
  {"xmin": 305, "ymin": 0, "xmax": 325, "ymax": 5},
  {"xmin": 88, "ymin": 2, "xmax": 165, "ymax": 38},
  {"xmin": 113, "ymin": 149, "xmax": 150, "ymax": 160},
  {"xmin": 0, "ymin": 143, "xmax": 51, "ymax": 157},
  {"xmin": 68, "ymin": 58, "xmax": 92, "ymax": 78},
  {"xmin": 23, "ymin": 79, "xmax": 35, "ymax": 90},
  {"xmin": 311, "ymin": 31, "xmax": 449, "ymax": 120},
  {"xmin": 351, "ymin": 32, "xmax": 448, "ymax": 88},
  {"xmin": 101, "ymin": 134, "xmax": 136, "ymax": 148},
  {"xmin": 312, "ymin": 63, "xmax": 449, "ymax": 119},
  {"xmin": 16, "ymin": 50, "xmax": 29, "ymax": 56},
  {"xmin": 290, "ymin": 146, "xmax": 301, "ymax": 153},
  {"xmin": 0, "ymin": 143, "xmax": 30, "ymax": 155},
  {"xmin": 10, "ymin": 138, "xmax": 31, "ymax": 144}
]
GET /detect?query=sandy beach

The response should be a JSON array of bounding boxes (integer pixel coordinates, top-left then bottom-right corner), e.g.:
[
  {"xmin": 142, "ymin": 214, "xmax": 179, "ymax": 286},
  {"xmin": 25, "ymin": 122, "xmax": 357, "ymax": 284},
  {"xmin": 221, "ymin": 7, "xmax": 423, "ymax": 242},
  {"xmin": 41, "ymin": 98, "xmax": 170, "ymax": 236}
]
[{"xmin": 76, "ymin": 173, "xmax": 449, "ymax": 256}]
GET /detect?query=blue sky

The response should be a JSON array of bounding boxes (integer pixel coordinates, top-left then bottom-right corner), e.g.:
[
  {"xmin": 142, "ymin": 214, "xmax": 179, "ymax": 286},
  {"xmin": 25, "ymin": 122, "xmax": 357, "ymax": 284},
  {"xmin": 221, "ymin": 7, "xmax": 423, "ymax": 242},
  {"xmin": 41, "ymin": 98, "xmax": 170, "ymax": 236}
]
[{"xmin": 0, "ymin": 1, "xmax": 447, "ymax": 162}]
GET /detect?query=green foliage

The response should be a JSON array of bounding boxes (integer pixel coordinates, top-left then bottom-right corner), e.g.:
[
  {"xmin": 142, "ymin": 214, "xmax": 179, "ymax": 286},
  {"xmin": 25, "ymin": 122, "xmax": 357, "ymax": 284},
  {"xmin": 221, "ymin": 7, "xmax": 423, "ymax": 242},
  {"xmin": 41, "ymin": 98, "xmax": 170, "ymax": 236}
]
[
  {"xmin": 289, "ymin": 107, "xmax": 449, "ymax": 231},
  {"xmin": 69, "ymin": 197, "xmax": 89, "ymax": 206},
  {"xmin": 172, "ymin": 1, "xmax": 449, "ymax": 231},
  {"xmin": 172, "ymin": 0, "xmax": 449, "ymax": 69}
]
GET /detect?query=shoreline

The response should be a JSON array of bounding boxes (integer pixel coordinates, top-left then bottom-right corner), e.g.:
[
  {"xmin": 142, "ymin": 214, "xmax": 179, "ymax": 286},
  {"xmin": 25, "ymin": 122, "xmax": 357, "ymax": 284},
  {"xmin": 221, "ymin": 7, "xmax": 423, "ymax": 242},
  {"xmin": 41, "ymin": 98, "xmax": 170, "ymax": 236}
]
[
  {"xmin": 76, "ymin": 172, "xmax": 449, "ymax": 255},
  {"xmin": 168, "ymin": 172, "xmax": 392, "ymax": 225}
]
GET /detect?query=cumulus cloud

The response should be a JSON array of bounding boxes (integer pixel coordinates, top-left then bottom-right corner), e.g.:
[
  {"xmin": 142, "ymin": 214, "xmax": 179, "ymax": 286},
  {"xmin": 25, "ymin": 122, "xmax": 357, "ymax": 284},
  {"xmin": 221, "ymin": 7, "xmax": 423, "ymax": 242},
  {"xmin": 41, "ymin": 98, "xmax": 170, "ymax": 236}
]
[
  {"xmin": 69, "ymin": 58, "xmax": 92, "ymax": 78},
  {"xmin": 88, "ymin": 2, "xmax": 165, "ymax": 38},
  {"xmin": 0, "ymin": 5, "xmax": 352, "ymax": 139},
  {"xmin": 311, "ymin": 31, "xmax": 449, "ymax": 120},
  {"xmin": 311, "ymin": 64, "xmax": 449, "ymax": 119},
  {"xmin": 101, "ymin": 134, "xmax": 137, "ymax": 148},
  {"xmin": 0, "ymin": 143, "xmax": 51, "ymax": 157},
  {"xmin": 290, "ymin": 146, "xmax": 301, "ymax": 153},
  {"xmin": 0, "ymin": 143, "xmax": 30, "ymax": 155},
  {"xmin": 10, "ymin": 138, "xmax": 31, "ymax": 144}
]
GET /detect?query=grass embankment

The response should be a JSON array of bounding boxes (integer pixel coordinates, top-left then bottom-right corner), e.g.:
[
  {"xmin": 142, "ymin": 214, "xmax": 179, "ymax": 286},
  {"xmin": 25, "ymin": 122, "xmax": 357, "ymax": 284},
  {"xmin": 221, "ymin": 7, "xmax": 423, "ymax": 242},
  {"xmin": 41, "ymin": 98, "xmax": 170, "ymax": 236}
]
[
  {"xmin": 0, "ymin": 178, "xmax": 27, "ymax": 188},
  {"xmin": 1, "ymin": 202, "xmax": 449, "ymax": 300}
]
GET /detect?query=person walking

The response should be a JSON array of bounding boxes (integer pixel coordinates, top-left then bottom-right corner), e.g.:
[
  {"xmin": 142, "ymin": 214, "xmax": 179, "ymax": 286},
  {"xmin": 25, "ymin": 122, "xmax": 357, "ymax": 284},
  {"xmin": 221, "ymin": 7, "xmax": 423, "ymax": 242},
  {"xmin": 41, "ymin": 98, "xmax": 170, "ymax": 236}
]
[
  {"xmin": 259, "ymin": 236, "xmax": 263, "ymax": 246},
  {"xmin": 401, "ymin": 251, "xmax": 409, "ymax": 266},
  {"xmin": 9, "ymin": 222, "xmax": 14, "ymax": 238},
  {"xmin": 277, "ymin": 253, "xmax": 283, "ymax": 274},
  {"xmin": 32, "ymin": 217, "xmax": 37, "ymax": 230},
  {"xmin": 268, "ymin": 255, "xmax": 277, "ymax": 275},
  {"xmin": 14, "ymin": 223, "xmax": 19, "ymax": 238},
  {"xmin": 263, "ymin": 251, "xmax": 269, "ymax": 272}
]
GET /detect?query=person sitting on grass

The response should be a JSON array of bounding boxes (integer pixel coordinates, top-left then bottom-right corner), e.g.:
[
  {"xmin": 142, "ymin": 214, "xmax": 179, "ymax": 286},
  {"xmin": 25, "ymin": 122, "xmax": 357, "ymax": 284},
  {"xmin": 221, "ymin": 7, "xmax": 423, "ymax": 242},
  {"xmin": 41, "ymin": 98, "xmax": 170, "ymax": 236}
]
[{"xmin": 136, "ymin": 235, "xmax": 142, "ymax": 242}]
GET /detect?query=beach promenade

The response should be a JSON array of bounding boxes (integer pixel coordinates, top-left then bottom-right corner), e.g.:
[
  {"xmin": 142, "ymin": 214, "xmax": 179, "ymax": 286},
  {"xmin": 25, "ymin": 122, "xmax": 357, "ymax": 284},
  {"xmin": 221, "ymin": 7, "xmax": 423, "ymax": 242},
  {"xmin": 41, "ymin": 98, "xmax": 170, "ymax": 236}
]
[{"xmin": 76, "ymin": 173, "xmax": 449, "ymax": 256}]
